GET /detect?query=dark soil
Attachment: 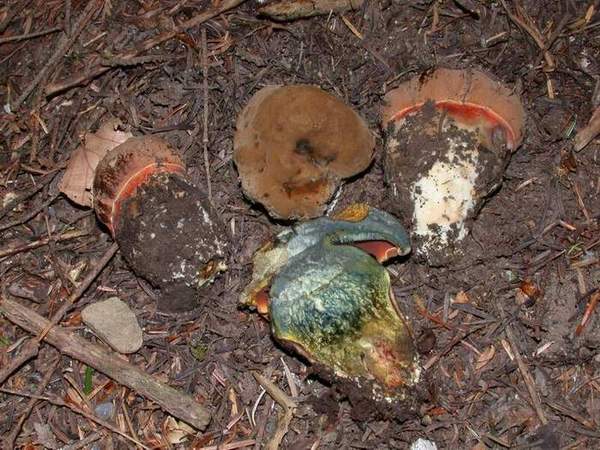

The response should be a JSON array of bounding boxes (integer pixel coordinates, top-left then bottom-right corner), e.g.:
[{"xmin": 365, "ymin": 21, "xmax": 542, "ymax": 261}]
[
  {"xmin": 116, "ymin": 172, "xmax": 228, "ymax": 313},
  {"xmin": 1, "ymin": 1, "xmax": 600, "ymax": 449}
]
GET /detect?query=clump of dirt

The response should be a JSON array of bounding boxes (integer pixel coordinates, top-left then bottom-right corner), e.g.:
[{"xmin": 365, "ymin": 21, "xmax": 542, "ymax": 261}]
[
  {"xmin": 116, "ymin": 172, "xmax": 228, "ymax": 312},
  {"xmin": 308, "ymin": 362, "xmax": 429, "ymax": 423}
]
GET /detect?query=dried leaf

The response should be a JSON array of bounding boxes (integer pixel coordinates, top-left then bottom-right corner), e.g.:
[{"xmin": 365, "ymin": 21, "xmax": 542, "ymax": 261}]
[
  {"xmin": 453, "ymin": 290, "xmax": 470, "ymax": 304},
  {"xmin": 259, "ymin": 0, "xmax": 364, "ymax": 21},
  {"xmin": 59, "ymin": 118, "xmax": 132, "ymax": 207},
  {"xmin": 164, "ymin": 416, "xmax": 195, "ymax": 444},
  {"xmin": 574, "ymin": 106, "xmax": 600, "ymax": 151},
  {"xmin": 474, "ymin": 344, "xmax": 496, "ymax": 371}
]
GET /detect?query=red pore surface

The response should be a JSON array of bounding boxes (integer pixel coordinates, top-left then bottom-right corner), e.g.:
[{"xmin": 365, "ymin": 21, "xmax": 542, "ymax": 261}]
[
  {"xmin": 93, "ymin": 136, "xmax": 186, "ymax": 235},
  {"xmin": 352, "ymin": 240, "xmax": 401, "ymax": 263},
  {"xmin": 383, "ymin": 68, "xmax": 525, "ymax": 151},
  {"xmin": 254, "ymin": 288, "xmax": 270, "ymax": 316}
]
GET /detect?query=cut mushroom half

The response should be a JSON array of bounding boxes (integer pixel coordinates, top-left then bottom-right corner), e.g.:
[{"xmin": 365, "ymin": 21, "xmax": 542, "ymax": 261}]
[
  {"xmin": 240, "ymin": 204, "xmax": 420, "ymax": 403},
  {"xmin": 382, "ymin": 68, "xmax": 526, "ymax": 265},
  {"xmin": 234, "ymin": 85, "xmax": 375, "ymax": 220}
]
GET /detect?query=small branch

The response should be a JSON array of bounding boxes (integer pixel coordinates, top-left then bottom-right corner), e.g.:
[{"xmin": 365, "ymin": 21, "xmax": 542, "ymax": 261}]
[
  {"xmin": 575, "ymin": 290, "xmax": 600, "ymax": 336},
  {"xmin": 62, "ymin": 431, "xmax": 103, "ymax": 450},
  {"xmin": 201, "ymin": 28, "xmax": 212, "ymax": 200},
  {"xmin": 0, "ymin": 27, "xmax": 62, "ymax": 44},
  {"xmin": 0, "ymin": 172, "xmax": 57, "ymax": 221},
  {"xmin": 0, "ymin": 0, "xmax": 33, "ymax": 34},
  {"xmin": 0, "ymin": 242, "xmax": 116, "ymax": 384},
  {"xmin": 259, "ymin": 0, "xmax": 364, "ymax": 21},
  {"xmin": 501, "ymin": 0, "xmax": 555, "ymax": 70},
  {"xmin": 252, "ymin": 372, "xmax": 297, "ymax": 410},
  {"xmin": 0, "ymin": 191, "xmax": 60, "ymax": 232},
  {"xmin": 1, "ymin": 296, "xmax": 212, "ymax": 430},
  {"xmin": 0, "ymin": 229, "xmax": 88, "ymax": 258}
]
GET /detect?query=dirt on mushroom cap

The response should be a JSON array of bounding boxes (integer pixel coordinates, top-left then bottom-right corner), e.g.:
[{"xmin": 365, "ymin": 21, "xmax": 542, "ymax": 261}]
[
  {"xmin": 233, "ymin": 85, "xmax": 375, "ymax": 220},
  {"xmin": 382, "ymin": 68, "xmax": 526, "ymax": 151}
]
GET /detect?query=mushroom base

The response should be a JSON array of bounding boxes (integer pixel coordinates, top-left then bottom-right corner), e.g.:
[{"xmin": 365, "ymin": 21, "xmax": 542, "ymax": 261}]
[
  {"xmin": 384, "ymin": 103, "xmax": 511, "ymax": 266},
  {"xmin": 311, "ymin": 362, "xmax": 429, "ymax": 422},
  {"xmin": 114, "ymin": 172, "xmax": 227, "ymax": 312}
]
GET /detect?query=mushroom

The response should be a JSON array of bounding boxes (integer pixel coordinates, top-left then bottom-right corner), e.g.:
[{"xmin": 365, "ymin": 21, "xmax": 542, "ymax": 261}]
[
  {"xmin": 241, "ymin": 204, "xmax": 420, "ymax": 406},
  {"xmin": 94, "ymin": 136, "xmax": 228, "ymax": 312},
  {"xmin": 382, "ymin": 68, "xmax": 526, "ymax": 265},
  {"xmin": 234, "ymin": 85, "xmax": 375, "ymax": 220}
]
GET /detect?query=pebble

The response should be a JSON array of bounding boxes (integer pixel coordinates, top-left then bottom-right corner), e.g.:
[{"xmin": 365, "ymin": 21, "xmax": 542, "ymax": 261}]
[
  {"xmin": 410, "ymin": 438, "xmax": 438, "ymax": 450},
  {"xmin": 94, "ymin": 401, "xmax": 114, "ymax": 420},
  {"xmin": 81, "ymin": 297, "xmax": 143, "ymax": 354}
]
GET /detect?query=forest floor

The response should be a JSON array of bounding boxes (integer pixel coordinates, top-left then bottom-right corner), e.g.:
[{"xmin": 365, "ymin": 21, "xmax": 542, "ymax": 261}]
[{"xmin": 1, "ymin": 0, "xmax": 600, "ymax": 448}]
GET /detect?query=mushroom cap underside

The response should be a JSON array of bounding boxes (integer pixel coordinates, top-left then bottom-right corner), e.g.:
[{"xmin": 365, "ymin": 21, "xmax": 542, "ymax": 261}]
[{"xmin": 93, "ymin": 136, "xmax": 186, "ymax": 235}]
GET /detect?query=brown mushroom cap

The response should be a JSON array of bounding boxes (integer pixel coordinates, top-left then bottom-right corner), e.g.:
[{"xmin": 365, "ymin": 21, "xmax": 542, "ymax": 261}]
[
  {"xmin": 233, "ymin": 85, "xmax": 375, "ymax": 220},
  {"xmin": 382, "ymin": 68, "xmax": 525, "ymax": 150},
  {"xmin": 93, "ymin": 136, "xmax": 186, "ymax": 235}
]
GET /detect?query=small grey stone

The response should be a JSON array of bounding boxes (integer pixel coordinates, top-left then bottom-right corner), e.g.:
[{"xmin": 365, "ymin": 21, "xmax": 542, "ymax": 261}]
[
  {"xmin": 94, "ymin": 401, "xmax": 114, "ymax": 420},
  {"xmin": 82, "ymin": 297, "xmax": 143, "ymax": 354}
]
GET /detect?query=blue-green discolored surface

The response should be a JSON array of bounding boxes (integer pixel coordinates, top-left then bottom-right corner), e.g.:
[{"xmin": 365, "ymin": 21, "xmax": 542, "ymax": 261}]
[{"xmin": 246, "ymin": 206, "xmax": 420, "ymax": 396}]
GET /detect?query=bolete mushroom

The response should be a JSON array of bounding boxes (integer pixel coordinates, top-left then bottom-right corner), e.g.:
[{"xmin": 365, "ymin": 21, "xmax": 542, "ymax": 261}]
[
  {"xmin": 93, "ymin": 136, "xmax": 228, "ymax": 312},
  {"xmin": 234, "ymin": 85, "xmax": 375, "ymax": 220},
  {"xmin": 382, "ymin": 68, "xmax": 525, "ymax": 265},
  {"xmin": 241, "ymin": 204, "xmax": 421, "ymax": 408}
]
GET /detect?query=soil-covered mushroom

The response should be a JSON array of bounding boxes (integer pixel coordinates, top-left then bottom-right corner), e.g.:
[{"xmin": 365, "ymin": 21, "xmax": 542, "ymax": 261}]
[
  {"xmin": 234, "ymin": 85, "xmax": 375, "ymax": 220},
  {"xmin": 382, "ymin": 68, "xmax": 526, "ymax": 265},
  {"xmin": 241, "ymin": 204, "xmax": 421, "ymax": 412},
  {"xmin": 93, "ymin": 136, "xmax": 228, "ymax": 312}
]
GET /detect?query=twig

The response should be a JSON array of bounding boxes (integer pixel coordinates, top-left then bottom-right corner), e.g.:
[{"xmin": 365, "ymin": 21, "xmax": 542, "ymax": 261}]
[
  {"xmin": 252, "ymin": 372, "xmax": 297, "ymax": 410},
  {"xmin": 258, "ymin": 0, "xmax": 364, "ymax": 20},
  {"xmin": 0, "ymin": 0, "xmax": 33, "ymax": 34},
  {"xmin": 252, "ymin": 371, "xmax": 296, "ymax": 450},
  {"xmin": 503, "ymin": 321, "xmax": 548, "ymax": 425},
  {"xmin": 546, "ymin": 401, "xmax": 596, "ymax": 429},
  {"xmin": 201, "ymin": 28, "xmax": 212, "ymax": 200},
  {"xmin": 198, "ymin": 440, "xmax": 257, "ymax": 450},
  {"xmin": 38, "ymin": 242, "xmax": 119, "ymax": 341},
  {"xmin": 0, "ymin": 338, "xmax": 39, "ymax": 385},
  {"xmin": 3, "ymin": 358, "xmax": 60, "ymax": 448},
  {"xmin": 12, "ymin": 0, "xmax": 98, "ymax": 109},
  {"xmin": 501, "ymin": 0, "xmax": 555, "ymax": 71},
  {"xmin": 0, "ymin": 27, "xmax": 62, "ymax": 44},
  {"xmin": 573, "ymin": 181, "xmax": 593, "ymax": 226},
  {"xmin": 1, "ymin": 296, "xmax": 212, "ymax": 430},
  {"xmin": 0, "ymin": 243, "xmax": 116, "ymax": 384},
  {"xmin": 0, "ymin": 386, "xmax": 149, "ymax": 449},
  {"xmin": 0, "ymin": 228, "xmax": 88, "ymax": 258},
  {"xmin": 45, "ymin": 0, "xmax": 247, "ymax": 97},
  {"xmin": 0, "ymin": 172, "xmax": 57, "ymax": 221},
  {"xmin": 0, "ymin": 191, "xmax": 60, "ymax": 232},
  {"xmin": 575, "ymin": 291, "xmax": 600, "ymax": 336},
  {"xmin": 62, "ymin": 431, "xmax": 103, "ymax": 450}
]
